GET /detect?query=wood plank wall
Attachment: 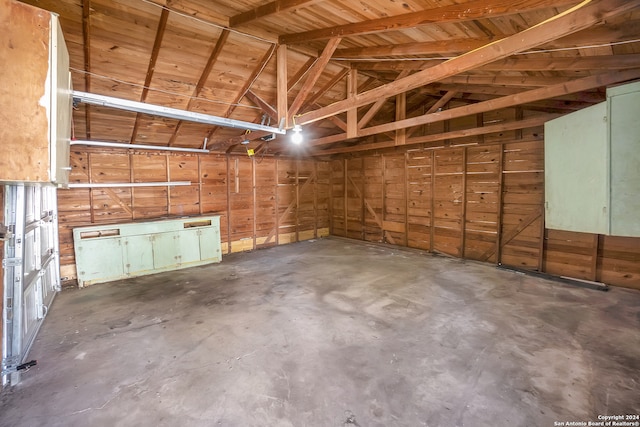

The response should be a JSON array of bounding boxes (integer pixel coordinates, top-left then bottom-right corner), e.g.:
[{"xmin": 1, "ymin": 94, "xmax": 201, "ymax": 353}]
[
  {"xmin": 330, "ymin": 134, "xmax": 640, "ymax": 291},
  {"xmin": 58, "ymin": 149, "xmax": 330, "ymax": 284}
]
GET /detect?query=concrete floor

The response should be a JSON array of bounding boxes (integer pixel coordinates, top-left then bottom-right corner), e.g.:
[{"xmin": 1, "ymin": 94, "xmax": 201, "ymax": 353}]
[{"xmin": 1, "ymin": 237, "xmax": 639, "ymax": 427}]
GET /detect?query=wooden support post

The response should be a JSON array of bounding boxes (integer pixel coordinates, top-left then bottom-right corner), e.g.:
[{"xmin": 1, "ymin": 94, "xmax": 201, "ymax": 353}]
[
  {"xmin": 129, "ymin": 153, "xmax": 135, "ymax": 220},
  {"xmin": 252, "ymin": 157, "xmax": 257, "ymax": 250},
  {"xmin": 496, "ymin": 145, "xmax": 505, "ymax": 264},
  {"xmin": 592, "ymin": 235, "xmax": 602, "ymax": 282},
  {"xmin": 87, "ymin": 152, "xmax": 95, "ymax": 223},
  {"xmin": 344, "ymin": 159, "xmax": 348, "ymax": 237},
  {"xmin": 295, "ymin": 159, "xmax": 300, "ymax": 242},
  {"xmin": 430, "ymin": 150, "xmax": 435, "ymax": 252},
  {"xmin": 515, "ymin": 107, "xmax": 523, "ymax": 140},
  {"xmin": 360, "ymin": 158, "xmax": 365, "ymax": 241},
  {"xmin": 404, "ymin": 152, "xmax": 409, "ymax": 246},
  {"xmin": 226, "ymin": 155, "xmax": 232, "ymax": 254},
  {"xmin": 277, "ymin": 44, "xmax": 288, "ymax": 129},
  {"xmin": 396, "ymin": 92, "xmax": 407, "ymax": 146},
  {"xmin": 347, "ymin": 69, "xmax": 358, "ymax": 139},
  {"xmin": 275, "ymin": 159, "xmax": 280, "ymax": 245},
  {"xmin": 328, "ymin": 161, "xmax": 333, "ymax": 236},
  {"xmin": 461, "ymin": 147, "xmax": 467, "ymax": 258},
  {"xmin": 381, "ymin": 155, "xmax": 386, "ymax": 243},
  {"xmin": 477, "ymin": 113, "xmax": 485, "ymax": 145},
  {"xmin": 314, "ymin": 161, "xmax": 318, "ymax": 238},
  {"xmin": 165, "ymin": 154, "xmax": 171, "ymax": 215},
  {"xmin": 197, "ymin": 156, "xmax": 203, "ymax": 215}
]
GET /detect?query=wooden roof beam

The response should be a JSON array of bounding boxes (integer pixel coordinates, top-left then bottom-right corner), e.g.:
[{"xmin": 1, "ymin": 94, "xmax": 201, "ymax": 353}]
[
  {"xmin": 358, "ymin": 70, "xmax": 411, "ymax": 129},
  {"xmin": 207, "ymin": 44, "xmax": 276, "ymax": 135},
  {"xmin": 167, "ymin": 29, "xmax": 230, "ymax": 146},
  {"xmin": 298, "ymin": 0, "xmax": 640, "ymax": 125},
  {"xmin": 230, "ymin": 0, "xmax": 322, "ymax": 27},
  {"xmin": 351, "ymin": 54, "xmax": 640, "ymax": 72},
  {"xmin": 334, "ymin": 38, "xmax": 491, "ymax": 59},
  {"xmin": 288, "ymin": 37, "xmax": 342, "ymax": 119},
  {"xmin": 332, "ymin": 22, "xmax": 640, "ymax": 59},
  {"xmin": 359, "ymin": 69, "xmax": 640, "ymax": 137},
  {"xmin": 245, "ymin": 90, "xmax": 278, "ymax": 122},
  {"xmin": 304, "ymin": 69, "xmax": 640, "ymax": 148},
  {"xmin": 300, "ymin": 68, "xmax": 350, "ymax": 112},
  {"xmin": 130, "ymin": 8, "xmax": 169, "ymax": 143},
  {"xmin": 279, "ymin": 0, "xmax": 580, "ymax": 44},
  {"xmin": 313, "ymin": 115, "xmax": 554, "ymax": 156}
]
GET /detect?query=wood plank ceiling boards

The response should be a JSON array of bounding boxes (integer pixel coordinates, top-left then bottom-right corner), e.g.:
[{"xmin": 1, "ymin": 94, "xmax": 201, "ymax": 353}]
[{"xmin": 16, "ymin": 0, "xmax": 640, "ymax": 155}]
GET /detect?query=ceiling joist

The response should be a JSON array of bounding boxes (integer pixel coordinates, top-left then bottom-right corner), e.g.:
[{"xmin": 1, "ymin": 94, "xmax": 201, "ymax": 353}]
[
  {"xmin": 278, "ymin": 0, "xmax": 581, "ymax": 44},
  {"xmin": 298, "ymin": 0, "xmax": 640, "ymax": 125},
  {"xmin": 305, "ymin": 68, "xmax": 640, "ymax": 148}
]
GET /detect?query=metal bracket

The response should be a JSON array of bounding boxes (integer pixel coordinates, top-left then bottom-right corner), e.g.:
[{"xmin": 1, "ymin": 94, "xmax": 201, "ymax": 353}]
[
  {"xmin": 2, "ymin": 258, "xmax": 22, "ymax": 268},
  {"xmin": 1, "ymin": 359, "xmax": 37, "ymax": 376}
]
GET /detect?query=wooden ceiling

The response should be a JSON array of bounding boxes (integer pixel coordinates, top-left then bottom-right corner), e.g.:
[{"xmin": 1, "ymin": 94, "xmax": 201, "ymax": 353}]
[{"xmin": 19, "ymin": 0, "xmax": 640, "ymax": 156}]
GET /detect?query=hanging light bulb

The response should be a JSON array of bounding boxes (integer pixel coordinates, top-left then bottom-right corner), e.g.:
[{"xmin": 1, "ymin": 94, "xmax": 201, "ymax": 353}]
[{"xmin": 290, "ymin": 116, "xmax": 303, "ymax": 144}]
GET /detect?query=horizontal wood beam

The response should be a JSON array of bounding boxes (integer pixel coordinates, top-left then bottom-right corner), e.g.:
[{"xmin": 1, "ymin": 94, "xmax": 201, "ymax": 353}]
[
  {"xmin": 298, "ymin": 0, "xmax": 640, "ymax": 125},
  {"xmin": 230, "ymin": 0, "xmax": 321, "ymax": 27},
  {"xmin": 440, "ymin": 75, "xmax": 577, "ymax": 87},
  {"xmin": 333, "ymin": 21, "xmax": 640, "ymax": 59},
  {"xmin": 351, "ymin": 53, "xmax": 640, "ymax": 72},
  {"xmin": 306, "ymin": 69, "xmax": 640, "ymax": 147},
  {"xmin": 313, "ymin": 115, "xmax": 553, "ymax": 155},
  {"xmin": 279, "ymin": 0, "xmax": 580, "ymax": 44},
  {"xmin": 334, "ymin": 38, "xmax": 491, "ymax": 58}
]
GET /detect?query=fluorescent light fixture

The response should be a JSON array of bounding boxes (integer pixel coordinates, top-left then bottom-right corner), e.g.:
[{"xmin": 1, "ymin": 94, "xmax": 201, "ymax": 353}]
[
  {"xmin": 72, "ymin": 91, "xmax": 286, "ymax": 135},
  {"xmin": 70, "ymin": 140, "xmax": 209, "ymax": 153}
]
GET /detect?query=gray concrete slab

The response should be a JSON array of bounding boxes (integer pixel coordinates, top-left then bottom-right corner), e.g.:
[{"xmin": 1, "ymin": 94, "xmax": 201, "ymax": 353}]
[{"xmin": 1, "ymin": 237, "xmax": 639, "ymax": 427}]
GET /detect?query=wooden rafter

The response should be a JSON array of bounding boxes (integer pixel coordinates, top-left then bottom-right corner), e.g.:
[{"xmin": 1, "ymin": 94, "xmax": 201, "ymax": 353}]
[
  {"xmin": 334, "ymin": 38, "xmax": 491, "ymax": 59},
  {"xmin": 278, "ymin": 0, "xmax": 580, "ymax": 44},
  {"xmin": 357, "ymin": 70, "xmax": 411, "ymax": 129},
  {"xmin": 245, "ymin": 90, "xmax": 278, "ymax": 121},
  {"xmin": 207, "ymin": 44, "xmax": 277, "ymax": 140},
  {"xmin": 352, "ymin": 54, "xmax": 640, "ymax": 72},
  {"xmin": 167, "ymin": 29, "xmax": 230, "ymax": 146},
  {"xmin": 314, "ymin": 115, "xmax": 554, "ymax": 156},
  {"xmin": 440, "ymin": 75, "xmax": 577, "ymax": 87},
  {"xmin": 130, "ymin": 8, "xmax": 169, "ymax": 143},
  {"xmin": 288, "ymin": 57, "xmax": 318, "ymax": 92},
  {"xmin": 307, "ymin": 68, "xmax": 640, "ymax": 147},
  {"xmin": 300, "ymin": 68, "xmax": 350, "ymax": 113},
  {"xmin": 333, "ymin": 22, "xmax": 640, "ymax": 59},
  {"xmin": 288, "ymin": 37, "xmax": 342, "ymax": 119},
  {"xmin": 230, "ymin": 0, "xmax": 322, "ymax": 27},
  {"xmin": 298, "ymin": 0, "xmax": 640, "ymax": 125}
]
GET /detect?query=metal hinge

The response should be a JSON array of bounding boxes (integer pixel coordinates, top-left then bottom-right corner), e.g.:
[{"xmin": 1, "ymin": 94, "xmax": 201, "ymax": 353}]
[{"xmin": 2, "ymin": 258, "xmax": 22, "ymax": 268}]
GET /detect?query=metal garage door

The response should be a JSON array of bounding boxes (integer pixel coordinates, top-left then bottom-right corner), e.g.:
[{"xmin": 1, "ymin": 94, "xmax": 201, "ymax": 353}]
[{"xmin": 2, "ymin": 184, "xmax": 61, "ymax": 385}]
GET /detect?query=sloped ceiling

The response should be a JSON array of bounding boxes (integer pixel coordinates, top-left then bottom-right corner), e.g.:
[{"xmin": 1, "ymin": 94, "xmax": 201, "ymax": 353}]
[{"xmin": 18, "ymin": 0, "xmax": 640, "ymax": 156}]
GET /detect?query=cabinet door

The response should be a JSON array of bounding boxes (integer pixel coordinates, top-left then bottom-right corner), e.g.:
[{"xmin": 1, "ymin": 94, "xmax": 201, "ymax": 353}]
[
  {"xmin": 198, "ymin": 226, "xmax": 222, "ymax": 262},
  {"xmin": 123, "ymin": 235, "xmax": 154, "ymax": 275},
  {"xmin": 609, "ymin": 86, "xmax": 640, "ymax": 237},
  {"xmin": 544, "ymin": 102, "xmax": 609, "ymax": 234},
  {"xmin": 76, "ymin": 237, "xmax": 125, "ymax": 285},
  {"xmin": 177, "ymin": 229, "xmax": 203, "ymax": 265},
  {"xmin": 152, "ymin": 232, "xmax": 180, "ymax": 269}
]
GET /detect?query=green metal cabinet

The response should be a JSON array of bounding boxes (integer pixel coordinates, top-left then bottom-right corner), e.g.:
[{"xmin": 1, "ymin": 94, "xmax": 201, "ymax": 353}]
[
  {"xmin": 544, "ymin": 81, "xmax": 640, "ymax": 237},
  {"xmin": 73, "ymin": 216, "xmax": 222, "ymax": 287}
]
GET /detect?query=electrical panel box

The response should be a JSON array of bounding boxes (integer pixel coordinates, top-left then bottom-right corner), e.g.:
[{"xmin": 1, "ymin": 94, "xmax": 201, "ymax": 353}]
[
  {"xmin": 0, "ymin": 0, "xmax": 72, "ymax": 186},
  {"xmin": 544, "ymin": 81, "xmax": 640, "ymax": 237}
]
